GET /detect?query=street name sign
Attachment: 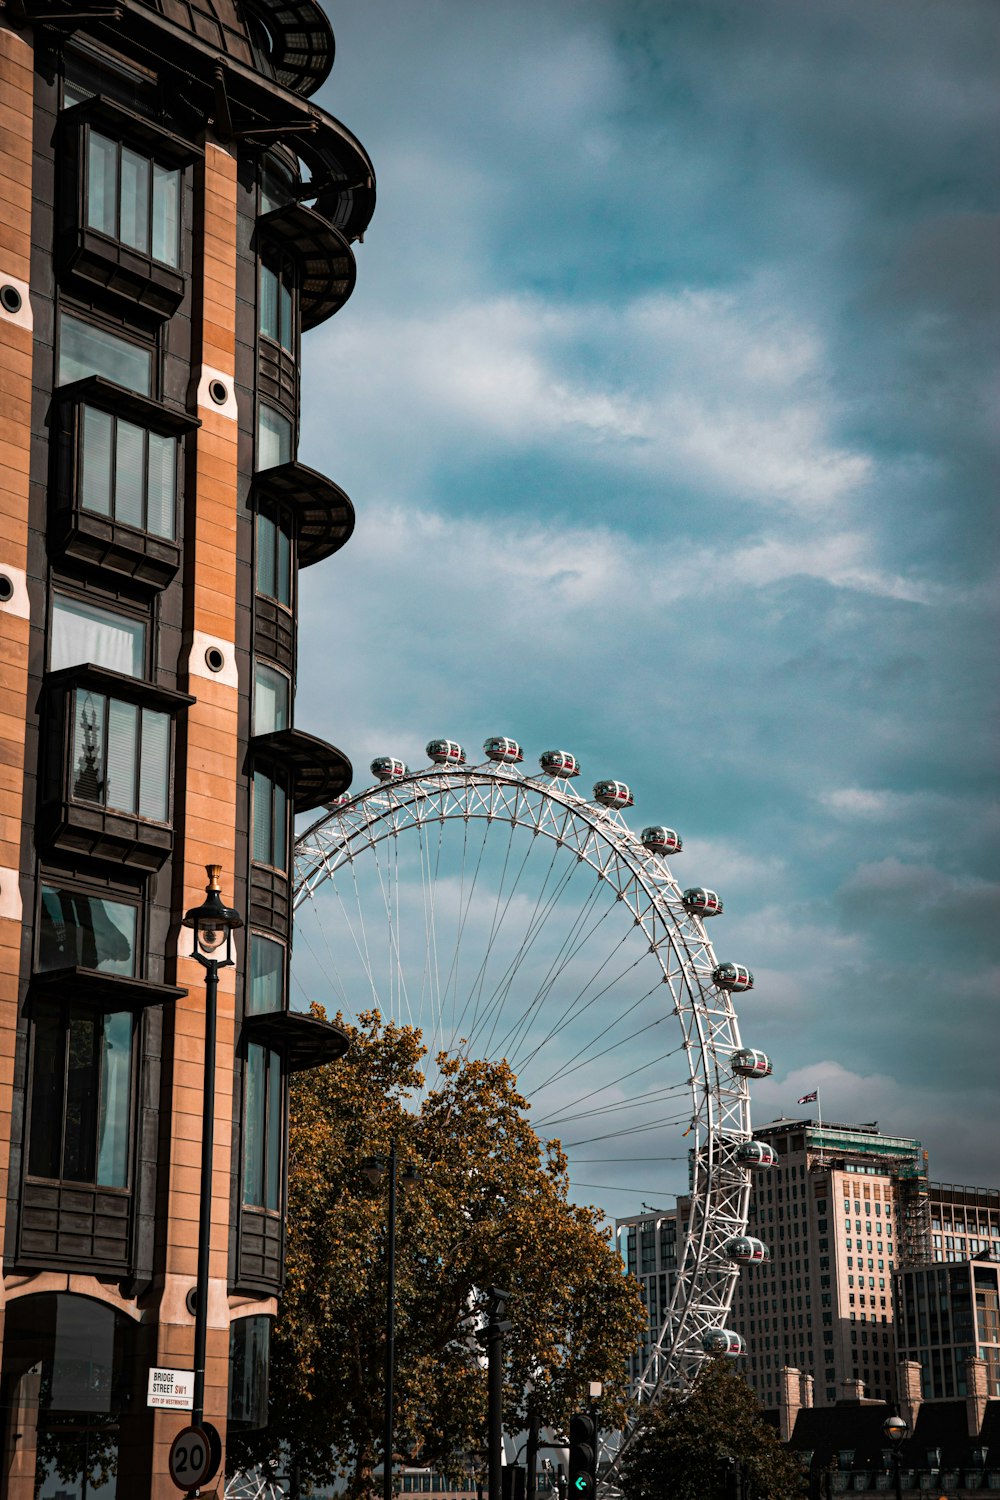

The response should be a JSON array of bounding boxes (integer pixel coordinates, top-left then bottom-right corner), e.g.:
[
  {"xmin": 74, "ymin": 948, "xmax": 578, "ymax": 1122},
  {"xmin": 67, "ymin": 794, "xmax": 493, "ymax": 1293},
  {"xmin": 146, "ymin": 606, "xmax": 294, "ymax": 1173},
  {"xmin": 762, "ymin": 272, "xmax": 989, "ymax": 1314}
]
[{"xmin": 147, "ymin": 1367, "xmax": 194, "ymax": 1411}]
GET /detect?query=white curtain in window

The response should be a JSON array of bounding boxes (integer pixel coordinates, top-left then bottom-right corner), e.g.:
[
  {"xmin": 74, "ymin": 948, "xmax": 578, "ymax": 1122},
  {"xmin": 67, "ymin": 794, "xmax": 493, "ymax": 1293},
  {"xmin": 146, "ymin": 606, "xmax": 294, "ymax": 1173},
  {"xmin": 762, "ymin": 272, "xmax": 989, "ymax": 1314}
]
[
  {"xmin": 51, "ymin": 596, "xmax": 145, "ymax": 677},
  {"xmin": 96, "ymin": 1010, "xmax": 133, "ymax": 1187}
]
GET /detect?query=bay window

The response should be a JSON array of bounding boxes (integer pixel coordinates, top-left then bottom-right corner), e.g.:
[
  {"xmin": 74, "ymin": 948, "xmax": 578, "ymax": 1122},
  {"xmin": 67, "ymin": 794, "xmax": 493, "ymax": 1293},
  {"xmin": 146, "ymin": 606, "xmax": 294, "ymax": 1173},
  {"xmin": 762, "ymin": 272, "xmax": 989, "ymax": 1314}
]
[
  {"xmin": 70, "ymin": 686, "xmax": 169, "ymax": 822},
  {"xmin": 79, "ymin": 404, "xmax": 177, "ymax": 539},
  {"xmin": 87, "ymin": 129, "xmax": 181, "ymax": 267}
]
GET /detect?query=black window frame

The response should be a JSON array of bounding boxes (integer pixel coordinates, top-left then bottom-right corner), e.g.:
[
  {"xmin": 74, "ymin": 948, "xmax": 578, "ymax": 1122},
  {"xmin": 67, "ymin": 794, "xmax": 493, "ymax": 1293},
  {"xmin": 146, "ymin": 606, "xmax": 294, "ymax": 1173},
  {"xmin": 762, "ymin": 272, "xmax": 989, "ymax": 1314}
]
[
  {"xmin": 39, "ymin": 662, "xmax": 192, "ymax": 872},
  {"xmin": 251, "ymin": 762, "xmax": 291, "ymax": 874},
  {"xmin": 258, "ymin": 251, "xmax": 297, "ymax": 355},
  {"xmin": 57, "ymin": 96, "xmax": 200, "ymax": 318},
  {"xmin": 49, "ymin": 587, "xmax": 151, "ymax": 680},
  {"xmin": 246, "ymin": 931, "xmax": 287, "ymax": 1017},
  {"xmin": 24, "ymin": 991, "xmax": 138, "ymax": 1192},
  {"xmin": 35, "ymin": 872, "xmax": 143, "ymax": 980},
  {"xmin": 254, "ymin": 502, "xmax": 294, "ymax": 610},
  {"xmin": 50, "ymin": 377, "xmax": 198, "ymax": 590},
  {"xmin": 242, "ymin": 1041, "xmax": 285, "ymax": 1214},
  {"xmin": 56, "ymin": 303, "xmax": 159, "ymax": 401}
]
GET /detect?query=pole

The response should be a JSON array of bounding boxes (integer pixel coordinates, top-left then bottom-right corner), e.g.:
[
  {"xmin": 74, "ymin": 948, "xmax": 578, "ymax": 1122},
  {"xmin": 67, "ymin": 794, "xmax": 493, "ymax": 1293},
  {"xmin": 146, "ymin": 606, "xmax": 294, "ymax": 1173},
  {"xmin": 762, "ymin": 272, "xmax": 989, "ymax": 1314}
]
[
  {"xmin": 487, "ymin": 1307, "xmax": 503, "ymax": 1500},
  {"xmin": 525, "ymin": 1410, "xmax": 539, "ymax": 1500},
  {"xmin": 192, "ymin": 957, "xmax": 218, "ymax": 1428},
  {"xmin": 384, "ymin": 1140, "xmax": 398, "ymax": 1500},
  {"xmin": 892, "ymin": 1450, "xmax": 902, "ymax": 1500}
]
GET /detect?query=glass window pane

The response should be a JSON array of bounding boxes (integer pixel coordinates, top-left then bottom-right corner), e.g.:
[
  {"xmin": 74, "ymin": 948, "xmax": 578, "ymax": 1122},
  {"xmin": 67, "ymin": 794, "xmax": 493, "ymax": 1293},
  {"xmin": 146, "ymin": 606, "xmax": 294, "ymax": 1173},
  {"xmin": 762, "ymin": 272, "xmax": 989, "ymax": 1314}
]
[
  {"xmin": 28, "ymin": 1001, "xmax": 64, "ymax": 1179},
  {"xmin": 152, "ymin": 162, "xmax": 180, "ymax": 267},
  {"xmin": 248, "ymin": 934, "xmax": 284, "ymax": 1015},
  {"xmin": 97, "ymin": 1010, "xmax": 132, "ymax": 1187},
  {"xmin": 256, "ymin": 406, "xmax": 291, "ymax": 471},
  {"xmin": 71, "ymin": 688, "xmax": 106, "ymax": 805},
  {"xmin": 58, "ymin": 312, "xmax": 152, "ymax": 396},
  {"xmin": 115, "ymin": 418, "xmax": 145, "ymax": 529},
  {"xmin": 260, "ymin": 263, "xmax": 279, "ymax": 342},
  {"xmin": 86, "ymin": 131, "xmax": 117, "ymax": 237},
  {"xmin": 80, "ymin": 405, "xmax": 113, "ymax": 516},
  {"xmin": 266, "ymin": 1053, "xmax": 282, "ymax": 1211},
  {"xmin": 146, "ymin": 430, "xmax": 177, "ymax": 539},
  {"xmin": 243, "ymin": 1044, "xmax": 266, "ymax": 1206},
  {"xmin": 253, "ymin": 664, "xmax": 289, "ymax": 735},
  {"xmin": 138, "ymin": 707, "xmax": 169, "ymax": 822},
  {"xmin": 272, "ymin": 777, "xmax": 287, "ymax": 872},
  {"xmin": 51, "ymin": 595, "xmax": 145, "ymax": 676},
  {"xmin": 63, "ymin": 1007, "xmax": 99, "ymax": 1182},
  {"xmin": 277, "ymin": 522, "xmax": 291, "ymax": 607},
  {"xmin": 119, "ymin": 146, "xmax": 150, "ymax": 253},
  {"xmin": 279, "ymin": 280, "xmax": 293, "ymax": 351},
  {"xmin": 252, "ymin": 768, "xmax": 273, "ymax": 865},
  {"xmin": 106, "ymin": 697, "xmax": 138, "ymax": 814},
  {"xmin": 256, "ymin": 512, "xmax": 276, "ymax": 598},
  {"xmin": 38, "ymin": 886, "xmax": 137, "ymax": 975}
]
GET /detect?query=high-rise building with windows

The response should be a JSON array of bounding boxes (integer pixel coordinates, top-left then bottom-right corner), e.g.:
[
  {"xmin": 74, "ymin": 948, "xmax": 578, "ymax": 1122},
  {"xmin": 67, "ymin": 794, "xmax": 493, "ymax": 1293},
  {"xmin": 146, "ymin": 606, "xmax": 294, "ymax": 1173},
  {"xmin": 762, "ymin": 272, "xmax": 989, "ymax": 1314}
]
[
  {"xmin": 618, "ymin": 1117, "xmax": 931, "ymax": 1411},
  {"xmin": 0, "ymin": 1, "xmax": 373, "ymax": 1493}
]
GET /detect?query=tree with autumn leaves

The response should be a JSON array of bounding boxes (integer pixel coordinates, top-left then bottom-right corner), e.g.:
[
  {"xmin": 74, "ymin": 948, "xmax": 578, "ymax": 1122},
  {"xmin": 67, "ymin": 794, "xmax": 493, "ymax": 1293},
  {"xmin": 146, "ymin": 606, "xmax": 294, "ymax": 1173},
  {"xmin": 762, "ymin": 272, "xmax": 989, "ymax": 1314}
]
[{"xmin": 231, "ymin": 1010, "xmax": 644, "ymax": 1495}]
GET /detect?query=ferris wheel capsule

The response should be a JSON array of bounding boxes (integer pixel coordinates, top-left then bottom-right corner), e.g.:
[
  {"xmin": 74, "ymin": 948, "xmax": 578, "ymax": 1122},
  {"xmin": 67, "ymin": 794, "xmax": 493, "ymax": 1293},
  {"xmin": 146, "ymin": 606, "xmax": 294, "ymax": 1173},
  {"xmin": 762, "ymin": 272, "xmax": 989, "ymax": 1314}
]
[
  {"xmin": 642, "ymin": 826, "xmax": 683, "ymax": 856},
  {"xmin": 593, "ymin": 779, "xmax": 634, "ymax": 810},
  {"xmin": 713, "ymin": 962, "xmax": 754, "ymax": 992},
  {"xmin": 736, "ymin": 1140, "xmax": 778, "ymax": 1170},
  {"xmin": 724, "ymin": 1235, "xmax": 770, "ymax": 1264},
  {"xmin": 325, "ymin": 793, "xmax": 352, "ymax": 812},
  {"xmin": 371, "ymin": 756, "xmax": 409, "ymax": 782},
  {"xmin": 701, "ymin": 1329, "xmax": 745, "ymax": 1358},
  {"xmin": 426, "ymin": 739, "xmax": 466, "ymax": 766},
  {"xmin": 731, "ymin": 1048, "xmax": 772, "ymax": 1079},
  {"xmin": 682, "ymin": 887, "xmax": 723, "ymax": 917},
  {"xmin": 484, "ymin": 736, "xmax": 524, "ymax": 764},
  {"xmin": 539, "ymin": 750, "xmax": 580, "ymax": 778}
]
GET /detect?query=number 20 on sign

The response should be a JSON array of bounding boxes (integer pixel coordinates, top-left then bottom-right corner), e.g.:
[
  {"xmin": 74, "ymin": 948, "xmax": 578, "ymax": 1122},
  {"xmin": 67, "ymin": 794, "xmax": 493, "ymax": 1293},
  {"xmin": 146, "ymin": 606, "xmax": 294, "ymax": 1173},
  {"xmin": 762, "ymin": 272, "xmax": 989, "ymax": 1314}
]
[{"xmin": 169, "ymin": 1425, "xmax": 215, "ymax": 1492}]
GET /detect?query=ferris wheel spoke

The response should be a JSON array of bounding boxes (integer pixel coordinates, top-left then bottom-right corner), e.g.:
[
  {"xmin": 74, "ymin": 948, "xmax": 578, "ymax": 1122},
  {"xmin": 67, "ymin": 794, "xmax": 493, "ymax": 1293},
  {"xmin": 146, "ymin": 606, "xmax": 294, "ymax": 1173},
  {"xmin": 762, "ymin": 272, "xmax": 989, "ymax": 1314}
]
[
  {"xmin": 510, "ymin": 926, "xmax": 652, "ymax": 1082},
  {"xmin": 467, "ymin": 852, "xmax": 585, "ymax": 1062},
  {"xmin": 474, "ymin": 839, "xmax": 573, "ymax": 1059}
]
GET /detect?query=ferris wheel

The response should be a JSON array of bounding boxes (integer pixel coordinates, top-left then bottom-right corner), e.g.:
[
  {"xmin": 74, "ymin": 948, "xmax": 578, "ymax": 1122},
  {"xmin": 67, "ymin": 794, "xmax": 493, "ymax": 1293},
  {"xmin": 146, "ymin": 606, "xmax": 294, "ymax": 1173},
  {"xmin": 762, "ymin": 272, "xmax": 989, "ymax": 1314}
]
[{"xmin": 292, "ymin": 737, "xmax": 775, "ymax": 1413}]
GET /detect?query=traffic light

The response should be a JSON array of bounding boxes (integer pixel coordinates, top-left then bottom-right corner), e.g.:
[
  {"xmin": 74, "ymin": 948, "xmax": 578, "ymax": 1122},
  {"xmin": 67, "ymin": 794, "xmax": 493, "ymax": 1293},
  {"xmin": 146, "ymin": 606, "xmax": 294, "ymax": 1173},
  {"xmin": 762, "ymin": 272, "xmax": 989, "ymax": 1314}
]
[{"xmin": 568, "ymin": 1412, "xmax": 597, "ymax": 1499}]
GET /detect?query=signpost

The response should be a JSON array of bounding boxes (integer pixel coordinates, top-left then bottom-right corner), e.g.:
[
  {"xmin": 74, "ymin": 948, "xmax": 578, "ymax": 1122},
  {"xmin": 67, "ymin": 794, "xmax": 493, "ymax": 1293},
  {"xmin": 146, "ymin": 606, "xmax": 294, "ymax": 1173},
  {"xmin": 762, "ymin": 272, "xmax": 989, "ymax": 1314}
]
[
  {"xmin": 168, "ymin": 1423, "xmax": 221, "ymax": 1492},
  {"xmin": 148, "ymin": 1367, "xmax": 195, "ymax": 1411}
]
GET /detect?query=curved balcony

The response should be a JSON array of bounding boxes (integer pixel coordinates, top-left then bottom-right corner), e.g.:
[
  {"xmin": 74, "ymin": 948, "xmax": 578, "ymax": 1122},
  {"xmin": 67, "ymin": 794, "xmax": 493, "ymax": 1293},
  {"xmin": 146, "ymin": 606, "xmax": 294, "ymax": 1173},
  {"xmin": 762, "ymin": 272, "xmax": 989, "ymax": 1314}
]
[
  {"xmin": 252, "ymin": 727, "xmax": 351, "ymax": 813},
  {"xmin": 243, "ymin": 1008, "xmax": 349, "ymax": 1071},
  {"xmin": 256, "ymin": 203, "xmax": 356, "ymax": 330},
  {"xmin": 251, "ymin": 460, "xmax": 354, "ymax": 567}
]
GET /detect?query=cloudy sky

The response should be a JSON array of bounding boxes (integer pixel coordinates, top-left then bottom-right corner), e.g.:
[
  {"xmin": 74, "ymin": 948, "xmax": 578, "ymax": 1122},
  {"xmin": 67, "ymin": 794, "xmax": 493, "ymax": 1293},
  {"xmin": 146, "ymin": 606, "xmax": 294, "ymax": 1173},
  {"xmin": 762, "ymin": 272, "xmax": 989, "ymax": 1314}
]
[{"xmin": 291, "ymin": 0, "xmax": 1000, "ymax": 1201}]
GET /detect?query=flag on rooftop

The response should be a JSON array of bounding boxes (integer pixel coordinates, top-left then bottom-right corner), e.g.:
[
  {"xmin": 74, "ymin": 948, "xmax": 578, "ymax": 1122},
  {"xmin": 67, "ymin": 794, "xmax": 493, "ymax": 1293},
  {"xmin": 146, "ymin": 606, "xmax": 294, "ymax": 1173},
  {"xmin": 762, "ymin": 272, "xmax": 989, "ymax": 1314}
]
[{"xmin": 797, "ymin": 1090, "xmax": 818, "ymax": 1104}]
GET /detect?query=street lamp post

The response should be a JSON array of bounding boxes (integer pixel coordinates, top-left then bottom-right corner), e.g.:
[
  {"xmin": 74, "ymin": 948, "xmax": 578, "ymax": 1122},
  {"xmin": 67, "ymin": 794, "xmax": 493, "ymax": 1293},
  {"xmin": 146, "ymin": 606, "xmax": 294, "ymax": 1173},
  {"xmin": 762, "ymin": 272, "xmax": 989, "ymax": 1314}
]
[
  {"xmin": 182, "ymin": 864, "xmax": 242, "ymax": 1429},
  {"xmin": 364, "ymin": 1143, "xmax": 419, "ymax": 1500},
  {"xmin": 883, "ymin": 1415, "xmax": 909, "ymax": 1500}
]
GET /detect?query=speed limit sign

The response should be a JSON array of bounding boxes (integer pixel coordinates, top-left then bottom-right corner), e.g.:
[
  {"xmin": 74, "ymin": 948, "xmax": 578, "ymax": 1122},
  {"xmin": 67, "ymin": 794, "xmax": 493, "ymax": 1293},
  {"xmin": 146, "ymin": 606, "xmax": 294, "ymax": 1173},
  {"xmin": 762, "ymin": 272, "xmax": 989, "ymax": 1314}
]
[{"xmin": 168, "ymin": 1424, "xmax": 219, "ymax": 1491}]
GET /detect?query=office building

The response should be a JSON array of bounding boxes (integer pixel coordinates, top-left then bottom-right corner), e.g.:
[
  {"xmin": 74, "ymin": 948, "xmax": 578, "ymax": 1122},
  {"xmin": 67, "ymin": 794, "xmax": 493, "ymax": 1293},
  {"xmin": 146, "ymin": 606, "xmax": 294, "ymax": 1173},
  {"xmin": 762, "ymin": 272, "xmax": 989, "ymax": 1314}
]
[
  {"xmin": 0, "ymin": 0, "xmax": 372, "ymax": 1493},
  {"xmin": 619, "ymin": 1118, "xmax": 931, "ymax": 1409}
]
